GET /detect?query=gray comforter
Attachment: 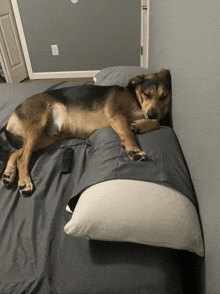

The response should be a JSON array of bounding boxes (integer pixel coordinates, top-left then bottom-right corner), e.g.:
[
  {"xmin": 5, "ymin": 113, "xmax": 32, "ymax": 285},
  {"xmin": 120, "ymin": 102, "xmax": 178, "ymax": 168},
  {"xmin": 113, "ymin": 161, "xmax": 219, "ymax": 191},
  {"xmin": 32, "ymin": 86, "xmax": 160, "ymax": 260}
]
[{"xmin": 0, "ymin": 82, "xmax": 202, "ymax": 294}]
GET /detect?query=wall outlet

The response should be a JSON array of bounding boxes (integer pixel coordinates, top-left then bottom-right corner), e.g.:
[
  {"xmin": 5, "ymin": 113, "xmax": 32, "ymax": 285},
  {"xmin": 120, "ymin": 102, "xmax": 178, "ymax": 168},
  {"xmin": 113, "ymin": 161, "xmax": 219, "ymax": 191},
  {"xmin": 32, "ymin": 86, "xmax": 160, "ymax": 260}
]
[{"xmin": 51, "ymin": 45, "xmax": 59, "ymax": 55}]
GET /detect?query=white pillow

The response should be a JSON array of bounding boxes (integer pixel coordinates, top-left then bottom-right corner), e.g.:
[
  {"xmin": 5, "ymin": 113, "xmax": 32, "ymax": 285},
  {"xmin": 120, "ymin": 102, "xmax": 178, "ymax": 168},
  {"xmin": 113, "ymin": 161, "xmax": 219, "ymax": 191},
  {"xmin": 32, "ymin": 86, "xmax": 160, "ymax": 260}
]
[{"xmin": 64, "ymin": 180, "xmax": 204, "ymax": 257}]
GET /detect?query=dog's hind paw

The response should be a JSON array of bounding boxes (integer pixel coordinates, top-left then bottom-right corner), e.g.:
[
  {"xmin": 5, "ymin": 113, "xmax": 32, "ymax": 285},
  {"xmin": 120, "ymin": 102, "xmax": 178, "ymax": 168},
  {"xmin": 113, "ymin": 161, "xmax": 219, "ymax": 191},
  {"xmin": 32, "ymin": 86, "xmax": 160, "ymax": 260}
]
[
  {"xmin": 2, "ymin": 166, "xmax": 16, "ymax": 186},
  {"xmin": 127, "ymin": 150, "xmax": 148, "ymax": 161},
  {"xmin": 18, "ymin": 177, "xmax": 33, "ymax": 196}
]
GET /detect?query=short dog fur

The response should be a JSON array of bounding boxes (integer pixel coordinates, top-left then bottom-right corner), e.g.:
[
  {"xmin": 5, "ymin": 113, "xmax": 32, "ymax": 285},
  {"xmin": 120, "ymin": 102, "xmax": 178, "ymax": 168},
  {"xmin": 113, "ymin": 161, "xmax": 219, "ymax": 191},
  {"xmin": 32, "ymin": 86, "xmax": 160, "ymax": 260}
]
[{"xmin": 3, "ymin": 68, "xmax": 171, "ymax": 195}]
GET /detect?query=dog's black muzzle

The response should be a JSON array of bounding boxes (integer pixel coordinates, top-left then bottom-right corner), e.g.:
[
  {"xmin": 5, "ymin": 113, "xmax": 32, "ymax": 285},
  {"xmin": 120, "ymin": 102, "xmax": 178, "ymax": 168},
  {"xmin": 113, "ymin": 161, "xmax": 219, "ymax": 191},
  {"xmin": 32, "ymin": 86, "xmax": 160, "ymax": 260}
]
[{"xmin": 147, "ymin": 110, "xmax": 158, "ymax": 120}]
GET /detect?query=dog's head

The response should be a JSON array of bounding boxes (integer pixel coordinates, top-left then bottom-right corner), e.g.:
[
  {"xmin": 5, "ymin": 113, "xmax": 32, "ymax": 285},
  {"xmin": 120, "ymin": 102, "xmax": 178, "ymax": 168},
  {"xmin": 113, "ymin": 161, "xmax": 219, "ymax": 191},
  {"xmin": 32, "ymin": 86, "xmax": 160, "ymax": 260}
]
[{"xmin": 127, "ymin": 68, "xmax": 171, "ymax": 122}]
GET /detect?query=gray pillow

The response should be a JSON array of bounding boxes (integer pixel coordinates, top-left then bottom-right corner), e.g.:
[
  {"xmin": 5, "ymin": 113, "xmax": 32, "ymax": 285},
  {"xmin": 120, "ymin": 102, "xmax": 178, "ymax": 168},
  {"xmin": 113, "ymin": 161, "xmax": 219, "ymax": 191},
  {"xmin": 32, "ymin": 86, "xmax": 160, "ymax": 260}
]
[{"xmin": 94, "ymin": 66, "xmax": 155, "ymax": 87}]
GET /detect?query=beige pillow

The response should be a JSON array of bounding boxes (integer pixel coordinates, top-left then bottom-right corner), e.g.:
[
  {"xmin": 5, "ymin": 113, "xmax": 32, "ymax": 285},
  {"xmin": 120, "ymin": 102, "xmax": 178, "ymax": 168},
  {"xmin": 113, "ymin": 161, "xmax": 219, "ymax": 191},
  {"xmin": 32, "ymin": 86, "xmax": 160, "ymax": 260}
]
[{"xmin": 64, "ymin": 180, "xmax": 204, "ymax": 257}]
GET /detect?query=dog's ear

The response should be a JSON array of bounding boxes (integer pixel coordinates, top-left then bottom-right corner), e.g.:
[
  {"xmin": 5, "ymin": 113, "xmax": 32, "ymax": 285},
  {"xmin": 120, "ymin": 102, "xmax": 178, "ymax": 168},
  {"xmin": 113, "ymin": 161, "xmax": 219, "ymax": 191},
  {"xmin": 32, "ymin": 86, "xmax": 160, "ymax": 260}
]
[
  {"xmin": 160, "ymin": 69, "xmax": 172, "ymax": 92},
  {"xmin": 126, "ymin": 74, "xmax": 145, "ymax": 87},
  {"xmin": 159, "ymin": 68, "xmax": 169, "ymax": 74},
  {"xmin": 159, "ymin": 68, "xmax": 171, "ymax": 77}
]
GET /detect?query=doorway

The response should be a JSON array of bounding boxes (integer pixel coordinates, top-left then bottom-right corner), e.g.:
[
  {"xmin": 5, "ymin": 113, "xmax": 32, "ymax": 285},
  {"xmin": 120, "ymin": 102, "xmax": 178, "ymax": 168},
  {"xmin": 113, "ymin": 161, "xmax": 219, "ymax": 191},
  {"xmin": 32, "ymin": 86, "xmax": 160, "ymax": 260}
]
[{"xmin": 0, "ymin": 0, "xmax": 28, "ymax": 83}]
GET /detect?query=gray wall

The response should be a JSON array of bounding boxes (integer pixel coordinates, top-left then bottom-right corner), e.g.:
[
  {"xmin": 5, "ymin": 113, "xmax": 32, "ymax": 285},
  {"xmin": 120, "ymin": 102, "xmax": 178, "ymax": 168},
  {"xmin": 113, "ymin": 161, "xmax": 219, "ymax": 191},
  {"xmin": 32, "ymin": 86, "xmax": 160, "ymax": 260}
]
[
  {"xmin": 148, "ymin": 1, "xmax": 220, "ymax": 293},
  {"xmin": 17, "ymin": 0, "xmax": 141, "ymax": 72}
]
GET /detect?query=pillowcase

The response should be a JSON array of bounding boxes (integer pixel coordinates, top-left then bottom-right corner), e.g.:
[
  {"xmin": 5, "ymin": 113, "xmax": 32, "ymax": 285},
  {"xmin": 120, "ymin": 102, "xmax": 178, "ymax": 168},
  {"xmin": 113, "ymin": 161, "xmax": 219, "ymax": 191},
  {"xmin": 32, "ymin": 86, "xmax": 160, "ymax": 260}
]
[
  {"xmin": 93, "ymin": 66, "xmax": 155, "ymax": 86},
  {"xmin": 64, "ymin": 179, "xmax": 204, "ymax": 257}
]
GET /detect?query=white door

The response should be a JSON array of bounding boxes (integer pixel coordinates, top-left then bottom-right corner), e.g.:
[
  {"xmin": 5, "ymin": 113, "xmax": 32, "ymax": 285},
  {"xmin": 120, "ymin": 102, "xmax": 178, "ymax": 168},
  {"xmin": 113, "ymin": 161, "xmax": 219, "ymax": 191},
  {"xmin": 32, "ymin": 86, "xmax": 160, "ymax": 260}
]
[{"xmin": 0, "ymin": 0, "xmax": 28, "ymax": 82}]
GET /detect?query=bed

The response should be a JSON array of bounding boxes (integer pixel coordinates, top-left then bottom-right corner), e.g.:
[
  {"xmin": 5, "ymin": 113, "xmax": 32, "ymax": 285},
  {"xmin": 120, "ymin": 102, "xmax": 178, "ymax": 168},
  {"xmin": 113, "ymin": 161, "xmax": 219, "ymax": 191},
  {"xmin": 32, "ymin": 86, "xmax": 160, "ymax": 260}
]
[{"xmin": 0, "ymin": 67, "xmax": 205, "ymax": 294}]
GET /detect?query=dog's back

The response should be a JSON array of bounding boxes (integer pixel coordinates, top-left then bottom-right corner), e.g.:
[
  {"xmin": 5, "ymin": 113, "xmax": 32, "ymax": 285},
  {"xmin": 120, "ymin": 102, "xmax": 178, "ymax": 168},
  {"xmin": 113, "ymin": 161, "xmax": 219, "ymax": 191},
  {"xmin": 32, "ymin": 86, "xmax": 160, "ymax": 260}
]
[{"xmin": 44, "ymin": 84, "xmax": 123, "ymax": 109}]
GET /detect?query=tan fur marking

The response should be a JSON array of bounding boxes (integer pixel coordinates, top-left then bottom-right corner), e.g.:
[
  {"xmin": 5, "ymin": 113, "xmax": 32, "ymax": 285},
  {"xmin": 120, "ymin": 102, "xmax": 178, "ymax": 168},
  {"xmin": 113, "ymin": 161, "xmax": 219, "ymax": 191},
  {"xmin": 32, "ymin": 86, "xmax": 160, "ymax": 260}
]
[
  {"xmin": 64, "ymin": 109, "xmax": 110, "ymax": 139},
  {"xmin": 6, "ymin": 113, "xmax": 25, "ymax": 137},
  {"xmin": 145, "ymin": 74, "xmax": 154, "ymax": 79}
]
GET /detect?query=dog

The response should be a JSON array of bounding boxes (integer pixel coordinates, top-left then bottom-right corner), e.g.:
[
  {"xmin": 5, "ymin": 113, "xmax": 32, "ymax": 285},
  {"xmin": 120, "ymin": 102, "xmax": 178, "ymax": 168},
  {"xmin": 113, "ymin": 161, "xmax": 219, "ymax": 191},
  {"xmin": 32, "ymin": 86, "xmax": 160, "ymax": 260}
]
[{"xmin": 2, "ymin": 68, "xmax": 171, "ymax": 195}]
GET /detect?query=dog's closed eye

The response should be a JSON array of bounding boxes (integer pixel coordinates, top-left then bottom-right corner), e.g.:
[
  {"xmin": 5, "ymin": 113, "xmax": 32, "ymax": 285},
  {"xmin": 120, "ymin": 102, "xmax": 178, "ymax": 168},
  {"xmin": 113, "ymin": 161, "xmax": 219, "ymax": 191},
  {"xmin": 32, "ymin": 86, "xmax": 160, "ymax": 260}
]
[
  {"xmin": 144, "ymin": 94, "xmax": 151, "ymax": 99},
  {"xmin": 159, "ymin": 95, "xmax": 167, "ymax": 101}
]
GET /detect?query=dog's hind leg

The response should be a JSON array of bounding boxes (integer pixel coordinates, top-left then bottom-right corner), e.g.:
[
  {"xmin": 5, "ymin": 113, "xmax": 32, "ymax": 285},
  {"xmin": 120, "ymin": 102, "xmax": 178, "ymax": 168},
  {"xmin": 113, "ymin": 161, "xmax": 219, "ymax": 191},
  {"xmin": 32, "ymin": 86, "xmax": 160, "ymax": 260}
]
[
  {"xmin": 3, "ymin": 149, "xmax": 23, "ymax": 186},
  {"xmin": 16, "ymin": 133, "xmax": 38, "ymax": 195},
  {"xmin": 16, "ymin": 124, "xmax": 58, "ymax": 195},
  {"xmin": 109, "ymin": 114, "xmax": 148, "ymax": 161},
  {"xmin": 4, "ymin": 104, "xmax": 58, "ymax": 195}
]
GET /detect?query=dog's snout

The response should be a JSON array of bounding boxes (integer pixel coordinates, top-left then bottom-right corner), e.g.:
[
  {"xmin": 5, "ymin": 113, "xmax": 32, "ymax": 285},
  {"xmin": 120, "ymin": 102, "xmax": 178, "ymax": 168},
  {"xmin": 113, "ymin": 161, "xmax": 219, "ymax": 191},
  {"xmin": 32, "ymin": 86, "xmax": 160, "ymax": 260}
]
[{"xmin": 148, "ymin": 110, "xmax": 158, "ymax": 120}]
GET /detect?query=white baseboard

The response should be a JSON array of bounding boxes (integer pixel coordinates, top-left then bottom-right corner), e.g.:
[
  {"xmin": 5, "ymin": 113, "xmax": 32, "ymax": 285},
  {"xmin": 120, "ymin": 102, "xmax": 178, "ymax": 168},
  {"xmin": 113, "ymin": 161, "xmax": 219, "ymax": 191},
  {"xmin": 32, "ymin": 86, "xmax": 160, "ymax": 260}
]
[{"xmin": 30, "ymin": 70, "xmax": 100, "ymax": 80}]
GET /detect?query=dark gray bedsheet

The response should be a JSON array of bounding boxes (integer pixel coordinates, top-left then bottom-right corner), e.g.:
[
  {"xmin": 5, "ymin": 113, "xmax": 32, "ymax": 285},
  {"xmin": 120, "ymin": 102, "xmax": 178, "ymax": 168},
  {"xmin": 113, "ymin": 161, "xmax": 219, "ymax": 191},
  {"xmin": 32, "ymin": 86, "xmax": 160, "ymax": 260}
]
[
  {"xmin": 0, "ymin": 82, "xmax": 203, "ymax": 294},
  {"xmin": 67, "ymin": 126, "xmax": 199, "ymax": 213}
]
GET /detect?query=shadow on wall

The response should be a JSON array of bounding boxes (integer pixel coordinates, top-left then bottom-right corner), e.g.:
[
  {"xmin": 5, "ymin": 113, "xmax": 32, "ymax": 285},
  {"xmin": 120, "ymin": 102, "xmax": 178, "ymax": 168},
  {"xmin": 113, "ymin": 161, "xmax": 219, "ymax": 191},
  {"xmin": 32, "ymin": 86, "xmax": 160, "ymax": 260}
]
[{"xmin": 0, "ymin": 64, "xmax": 6, "ymax": 83}]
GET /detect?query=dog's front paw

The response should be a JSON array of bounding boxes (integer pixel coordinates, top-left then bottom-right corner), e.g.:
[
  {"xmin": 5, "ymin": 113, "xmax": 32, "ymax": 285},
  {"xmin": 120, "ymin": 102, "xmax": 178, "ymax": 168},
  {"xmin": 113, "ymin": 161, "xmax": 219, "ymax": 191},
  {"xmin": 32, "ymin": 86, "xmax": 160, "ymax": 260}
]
[
  {"xmin": 130, "ymin": 120, "xmax": 143, "ymax": 133},
  {"xmin": 2, "ymin": 166, "xmax": 16, "ymax": 186},
  {"xmin": 131, "ymin": 119, "xmax": 160, "ymax": 133},
  {"xmin": 18, "ymin": 177, "xmax": 33, "ymax": 196},
  {"xmin": 127, "ymin": 149, "xmax": 148, "ymax": 161}
]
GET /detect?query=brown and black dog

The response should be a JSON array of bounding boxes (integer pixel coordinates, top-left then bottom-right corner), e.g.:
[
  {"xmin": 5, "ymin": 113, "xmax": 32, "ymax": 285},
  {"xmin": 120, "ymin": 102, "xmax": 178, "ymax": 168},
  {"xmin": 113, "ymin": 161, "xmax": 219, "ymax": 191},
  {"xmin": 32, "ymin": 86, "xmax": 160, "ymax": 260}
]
[{"xmin": 3, "ymin": 68, "xmax": 171, "ymax": 194}]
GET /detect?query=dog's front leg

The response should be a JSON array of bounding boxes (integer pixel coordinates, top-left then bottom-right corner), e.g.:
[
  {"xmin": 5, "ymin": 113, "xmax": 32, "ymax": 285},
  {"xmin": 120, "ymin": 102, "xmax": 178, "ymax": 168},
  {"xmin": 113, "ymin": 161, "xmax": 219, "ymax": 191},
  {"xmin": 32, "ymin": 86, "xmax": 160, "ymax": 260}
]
[
  {"xmin": 131, "ymin": 119, "xmax": 160, "ymax": 134},
  {"xmin": 109, "ymin": 115, "xmax": 147, "ymax": 161}
]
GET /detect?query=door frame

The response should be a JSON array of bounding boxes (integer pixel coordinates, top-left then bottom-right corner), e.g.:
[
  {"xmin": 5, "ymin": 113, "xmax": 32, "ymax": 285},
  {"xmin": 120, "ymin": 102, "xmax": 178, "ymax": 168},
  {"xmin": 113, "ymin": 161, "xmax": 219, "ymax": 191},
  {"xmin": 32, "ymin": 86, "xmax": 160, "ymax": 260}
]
[
  {"xmin": 11, "ymin": 0, "xmax": 149, "ymax": 80},
  {"xmin": 0, "ymin": 44, "xmax": 10, "ymax": 82},
  {"xmin": 141, "ymin": 0, "xmax": 150, "ymax": 69}
]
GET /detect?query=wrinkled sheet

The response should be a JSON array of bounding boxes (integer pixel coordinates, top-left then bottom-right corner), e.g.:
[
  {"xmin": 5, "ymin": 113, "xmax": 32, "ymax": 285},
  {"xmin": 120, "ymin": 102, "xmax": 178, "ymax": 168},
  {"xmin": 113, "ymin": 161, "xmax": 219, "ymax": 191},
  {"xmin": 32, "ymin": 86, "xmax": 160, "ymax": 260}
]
[
  {"xmin": 67, "ymin": 126, "xmax": 199, "ymax": 213},
  {"xmin": 0, "ymin": 82, "xmax": 202, "ymax": 294}
]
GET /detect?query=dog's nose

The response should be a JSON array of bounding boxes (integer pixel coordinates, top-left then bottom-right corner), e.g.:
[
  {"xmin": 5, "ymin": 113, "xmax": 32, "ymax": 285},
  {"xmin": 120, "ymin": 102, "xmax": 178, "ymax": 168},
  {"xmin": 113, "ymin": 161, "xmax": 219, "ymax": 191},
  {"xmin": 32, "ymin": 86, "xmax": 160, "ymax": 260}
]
[{"xmin": 148, "ymin": 111, "xmax": 158, "ymax": 120}]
